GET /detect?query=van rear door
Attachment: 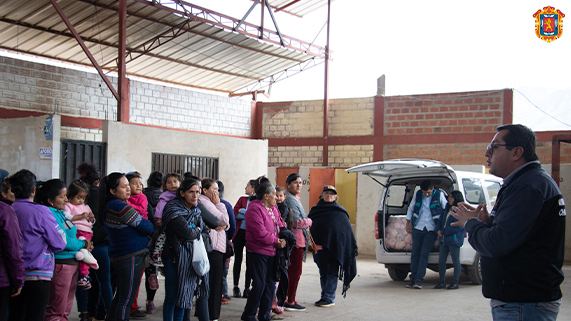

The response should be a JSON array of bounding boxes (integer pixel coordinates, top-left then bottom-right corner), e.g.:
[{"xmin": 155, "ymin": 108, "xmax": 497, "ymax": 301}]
[{"xmin": 346, "ymin": 159, "xmax": 454, "ymax": 179}]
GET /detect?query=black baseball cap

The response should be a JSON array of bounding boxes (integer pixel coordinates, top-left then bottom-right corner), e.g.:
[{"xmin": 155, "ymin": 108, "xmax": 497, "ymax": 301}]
[{"xmin": 322, "ymin": 185, "xmax": 337, "ymax": 194}]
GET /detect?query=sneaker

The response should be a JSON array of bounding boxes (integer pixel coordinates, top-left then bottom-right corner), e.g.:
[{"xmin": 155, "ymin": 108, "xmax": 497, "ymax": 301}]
[
  {"xmin": 130, "ymin": 309, "xmax": 148, "ymax": 319},
  {"xmin": 433, "ymin": 281, "xmax": 446, "ymax": 289},
  {"xmin": 145, "ymin": 301, "xmax": 156, "ymax": 314},
  {"xmin": 242, "ymin": 287, "xmax": 250, "ymax": 298},
  {"xmin": 221, "ymin": 295, "xmax": 230, "ymax": 305},
  {"xmin": 406, "ymin": 280, "xmax": 414, "ymax": 288},
  {"xmin": 315, "ymin": 299, "xmax": 335, "ymax": 307},
  {"xmin": 233, "ymin": 287, "xmax": 241, "ymax": 298},
  {"xmin": 148, "ymin": 274, "xmax": 159, "ymax": 290},
  {"xmin": 413, "ymin": 282, "xmax": 422, "ymax": 289},
  {"xmin": 447, "ymin": 282, "xmax": 459, "ymax": 290},
  {"xmin": 78, "ymin": 275, "xmax": 92, "ymax": 289},
  {"xmin": 284, "ymin": 301, "xmax": 306, "ymax": 311}
]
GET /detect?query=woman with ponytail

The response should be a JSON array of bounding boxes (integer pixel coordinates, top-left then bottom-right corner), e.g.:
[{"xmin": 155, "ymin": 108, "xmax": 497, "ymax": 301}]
[{"xmin": 99, "ymin": 172, "xmax": 153, "ymax": 321}]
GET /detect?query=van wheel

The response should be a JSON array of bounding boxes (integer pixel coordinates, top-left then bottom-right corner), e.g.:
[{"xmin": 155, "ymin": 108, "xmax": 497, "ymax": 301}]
[
  {"xmin": 468, "ymin": 252, "xmax": 482, "ymax": 285},
  {"xmin": 387, "ymin": 267, "xmax": 408, "ymax": 281}
]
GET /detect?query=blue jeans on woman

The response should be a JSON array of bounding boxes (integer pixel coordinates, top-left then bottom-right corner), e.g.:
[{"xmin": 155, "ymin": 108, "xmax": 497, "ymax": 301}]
[
  {"xmin": 76, "ymin": 245, "xmax": 113, "ymax": 315},
  {"xmin": 107, "ymin": 253, "xmax": 146, "ymax": 321},
  {"xmin": 438, "ymin": 243, "xmax": 461, "ymax": 283},
  {"xmin": 163, "ymin": 258, "xmax": 209, "ymax": 321},
  {"xmin": 313, "ymin": 250, "xmax": 339, "ymax": 303}
]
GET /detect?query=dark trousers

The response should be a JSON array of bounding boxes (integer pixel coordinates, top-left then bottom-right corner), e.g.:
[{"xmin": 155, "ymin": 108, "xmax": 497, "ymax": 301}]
[
  {"xmin": 410, "ymin": 228, "xmax": 437, "ymax": 284},
  {"xmin": 233, "ymin": 229, "xmax": 251, "ymax": 289},
  {"xmin": 0, "ymin": 286, "xmax": 11, "ymax": 321},
  {"xmin": 8, "ymin": 280, "xmax": 51, "ymax": 321},
  {"xmin": 208, "ymin": 250, "xmax": 224, "ymax": 320},
  {"xmin": 107, "ymin": 254, "xmax": 145, "ymax": 321},
  {"xmin": 241, "ymin": 251, "xmax": 276, "ymax": 321},
  {"xmin": 88, "ymin": 244, "xmax": 115, "ymax": 319}
]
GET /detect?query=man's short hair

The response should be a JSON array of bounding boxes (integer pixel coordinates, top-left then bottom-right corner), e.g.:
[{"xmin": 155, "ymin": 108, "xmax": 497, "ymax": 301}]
[
  {"xmin": 497, "ymin": 124, "xmax": 539, "ymax": 162},
  {"xmin": 420, "ymin": 180, "xmax": 433, "ymax": 191}
]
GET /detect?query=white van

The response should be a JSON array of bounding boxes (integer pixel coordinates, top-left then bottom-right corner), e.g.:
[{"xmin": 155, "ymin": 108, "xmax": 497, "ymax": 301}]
[{"xmin": 347, "ymin": 159, "xmax": 503, "ymax": 284}]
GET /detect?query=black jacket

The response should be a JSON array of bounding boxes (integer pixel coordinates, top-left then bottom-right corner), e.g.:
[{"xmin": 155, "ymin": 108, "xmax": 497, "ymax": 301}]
[{"xmin": 466, "ymin": 162, "xmax": 566, "ymax": 302}]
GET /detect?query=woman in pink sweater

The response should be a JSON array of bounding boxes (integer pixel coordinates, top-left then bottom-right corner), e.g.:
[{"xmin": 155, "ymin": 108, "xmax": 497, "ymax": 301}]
[
  {"xmin": 199, "ymin": 178, "xmax": 229, "ymax": 321},
  {"xmin": 241, "ymin": 179, "xmax": 286, "ymax": 321}
]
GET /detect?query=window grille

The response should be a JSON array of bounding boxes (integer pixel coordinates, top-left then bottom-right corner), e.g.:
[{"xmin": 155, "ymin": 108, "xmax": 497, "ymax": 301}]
[{"xmin": 151, "ymin": 153, "xmax": 219, "ymax": 180}]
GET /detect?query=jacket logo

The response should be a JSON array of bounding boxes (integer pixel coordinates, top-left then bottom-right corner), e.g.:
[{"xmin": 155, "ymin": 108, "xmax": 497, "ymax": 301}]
[{"xmin": 560, "ymin": 209, "xmax": 566, "ymax": 216}]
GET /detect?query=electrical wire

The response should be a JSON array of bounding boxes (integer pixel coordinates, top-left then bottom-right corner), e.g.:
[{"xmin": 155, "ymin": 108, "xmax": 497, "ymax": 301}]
[{"xmin": 514, "ymin": 89, "xmax": 571, "ymax": 129}]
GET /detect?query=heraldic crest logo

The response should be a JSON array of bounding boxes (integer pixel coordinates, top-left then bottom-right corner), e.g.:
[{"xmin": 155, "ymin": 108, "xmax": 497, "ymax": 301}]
[{"xmin": 533, "ymin": 6, "xmax": 565, "ymax": 42}]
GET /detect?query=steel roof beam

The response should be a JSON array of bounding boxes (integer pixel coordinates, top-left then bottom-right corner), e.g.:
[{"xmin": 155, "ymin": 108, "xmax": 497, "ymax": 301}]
[
  {"xmin": 48, "ymin": 0, "xmax": 120, "ymax": 102},
  {"xmin": 131, "ymin": 0, "xmax": 326, "ymax": 58}
]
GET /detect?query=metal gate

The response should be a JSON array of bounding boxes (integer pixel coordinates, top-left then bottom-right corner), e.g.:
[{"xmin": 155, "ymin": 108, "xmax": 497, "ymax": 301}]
[
  {"xmin": 151, "ymin": 153, "xmax": 219, "ymax": 180},
  {"xmin": 60, "ymin": 140, "xmax": 106, "ymax": 186}
]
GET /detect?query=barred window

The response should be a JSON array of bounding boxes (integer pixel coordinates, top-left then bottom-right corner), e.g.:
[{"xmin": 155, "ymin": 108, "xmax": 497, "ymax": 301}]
[{"xmin": 151, "ymin": 153, "xmax": 219, "ymax": 180}]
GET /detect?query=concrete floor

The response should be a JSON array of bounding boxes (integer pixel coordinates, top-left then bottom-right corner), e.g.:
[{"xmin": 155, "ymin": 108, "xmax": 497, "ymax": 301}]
[{"xmin": 69, "ymin": 255, "xmax": 571, "ymax": 321}]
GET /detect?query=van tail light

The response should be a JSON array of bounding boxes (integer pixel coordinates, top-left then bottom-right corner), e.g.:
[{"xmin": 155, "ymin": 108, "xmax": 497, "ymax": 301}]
[
  {"xmin": 464, "ymin": 232, "xmax": 468, "ymax": 238},
  {"xmin": 375, "ymin": 212, "xmax": 380, "ymax": 239}
]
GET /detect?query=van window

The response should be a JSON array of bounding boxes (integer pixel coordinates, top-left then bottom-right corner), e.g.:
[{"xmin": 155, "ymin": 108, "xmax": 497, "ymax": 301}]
[
  {"xmin": 462, "ymin": 178, "xmax": 486, "ymax": 205},
  {"xmin": 484, "ymin": 180, "xmax": 501, "ymax": 207},
  {"xmin": 385, "ymin": 185, "xmax": 407, "ymax": 207}
]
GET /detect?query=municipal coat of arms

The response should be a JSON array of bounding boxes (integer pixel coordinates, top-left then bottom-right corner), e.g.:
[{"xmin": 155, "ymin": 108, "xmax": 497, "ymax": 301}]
[{"xmin": 533, "ymin": 6, "xmax": 565, "ymax": 42}]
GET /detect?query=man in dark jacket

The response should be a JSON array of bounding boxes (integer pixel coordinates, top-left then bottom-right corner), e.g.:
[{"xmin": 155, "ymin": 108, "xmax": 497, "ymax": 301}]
[
  {"xmin": 452, "ymin": 124, "xmax": 565, "ymax": 321},
  {"xmin": 308, "ymin": 185, "xmax": 357, "ymax": 308}
]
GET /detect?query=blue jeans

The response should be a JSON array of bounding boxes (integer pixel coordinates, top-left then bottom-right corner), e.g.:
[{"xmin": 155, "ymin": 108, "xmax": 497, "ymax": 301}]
[
  {"xmin": 78, "ymin": 245, "xmax": 113, "ymax": 315},
  {"xmin": 108, "ymin": 253, "xmax": 146, "ymax": 321},
  {"xmin": 241, "ymin": 251, "xmax": 276, "ymax": 321},
  {"xmin": 410, "ymin": 228, "xmax": 437, "ymax": 284},
  {"xmin": 222, "ymin": 268, "xmax": 229, "ymax": 296},
  {"xmin": 438, "ymin": 243, "xmax": 461, "ymax": 283},
  {"xmin": 313, "ymin": 250, "xmax": 338, "ymax": 303},
  {"xmin": 492, "ymin": 302, "xmax": 559, "ymax": 321},
  {"xmin": 163, "ymin": 258, "xmax": 185, "ymax": 321}
]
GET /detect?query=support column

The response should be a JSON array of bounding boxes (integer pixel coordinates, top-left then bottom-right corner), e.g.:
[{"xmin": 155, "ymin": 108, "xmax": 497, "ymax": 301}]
[
  {"xmin": 373, "ymin": 95, "xmax": 385, "ymax": 161},
  {"xmin": 322, "ymin": 0, "xmax": 331, "ymax": 166},
  {"xmin": 118, "ymin": 0, "xmax": 129, "ymax": 123}
]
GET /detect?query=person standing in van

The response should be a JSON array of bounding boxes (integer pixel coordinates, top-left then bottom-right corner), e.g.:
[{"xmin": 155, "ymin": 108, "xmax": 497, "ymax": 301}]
[
  {"xmin": 452, "ymin": 124, "xmax": 565, "ymax": 321},
  {"xmin": 405, "ymin": 180, "xmax": 447, "ymax": 289}
]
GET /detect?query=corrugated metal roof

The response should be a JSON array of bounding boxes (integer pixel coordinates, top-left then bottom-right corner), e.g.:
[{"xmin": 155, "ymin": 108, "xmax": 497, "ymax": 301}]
[
  {"xmin": 267, "ymin": 0, "xmax": 334, "ymax": 17},
  {"xmin": 0, "ymin": 0, "xmax": 325, "ymax": 94}
]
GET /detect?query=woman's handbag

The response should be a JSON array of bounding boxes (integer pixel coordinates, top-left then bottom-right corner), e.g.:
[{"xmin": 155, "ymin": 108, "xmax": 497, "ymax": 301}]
[
  {"xmin": 192, "ymin": 235, "xmax": 210, "ymax": 276},
  {"xmin": 307, "ymin": 229, "xmax": 318, "ymax": 254},
  {"xmin": 224, "ymin": 239, "xmax": 234, "ymax": 259}
]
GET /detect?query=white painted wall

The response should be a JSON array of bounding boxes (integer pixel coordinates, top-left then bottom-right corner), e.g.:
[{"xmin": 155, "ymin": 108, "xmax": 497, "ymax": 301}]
[
  {"xmin": 103, "ymin": 121, "xmax": 268, "ymax": 206},
  {"xmin": 0, "ymin": 115, "xmax": 61, "ymax": 181}
]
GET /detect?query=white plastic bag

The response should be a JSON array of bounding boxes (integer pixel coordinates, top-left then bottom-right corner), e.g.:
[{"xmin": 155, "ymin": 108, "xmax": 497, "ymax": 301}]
[{"xmin": 192, "ymin": 235, "xmax": 210, "ymax": 276}]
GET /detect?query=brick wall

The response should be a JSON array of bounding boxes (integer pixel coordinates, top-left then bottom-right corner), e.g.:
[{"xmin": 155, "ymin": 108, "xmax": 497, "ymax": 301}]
[
  {"xmin": 328, "ymin": 145, "xmax": 374, "ymax": 167},
  {"xmin": 262, "ymin": 97, "xmax": 374, "ymax": 138},
  {"xmin": 384, "ymin": 90, "xmax": 504, "ymax": 135},
  {"xmin": 384, "ymin": 143, "xmax": 489, "ymax": 165},
  {"xmin": 0, "ymin": 56, "xmax": 252, "ymax": 137}
]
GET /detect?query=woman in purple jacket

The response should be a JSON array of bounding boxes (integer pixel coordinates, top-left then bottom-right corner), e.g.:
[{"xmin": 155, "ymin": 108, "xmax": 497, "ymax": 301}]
[
  {"xmin": 8, "ymin": 170, "xmax": 67, "ymax": 321},
  {"xmin": 0, "ymin": 169, "xmax": 24, "ymax": 321},
  {"xmin": 241, "ymin": 179, "xmax": 286, "ymax": 321}
]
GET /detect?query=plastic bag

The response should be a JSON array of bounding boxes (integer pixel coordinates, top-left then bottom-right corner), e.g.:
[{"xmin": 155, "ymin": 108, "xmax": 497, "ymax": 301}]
[{"xmin": 192, "ymin": 235, "xmax": 210, "ymax": 276}]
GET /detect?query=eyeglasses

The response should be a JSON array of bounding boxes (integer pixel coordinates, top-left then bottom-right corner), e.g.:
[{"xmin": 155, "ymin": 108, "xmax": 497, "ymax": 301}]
[{"xmin": 486, "ymin": 143, "xmax": 513, "ymax": 155}]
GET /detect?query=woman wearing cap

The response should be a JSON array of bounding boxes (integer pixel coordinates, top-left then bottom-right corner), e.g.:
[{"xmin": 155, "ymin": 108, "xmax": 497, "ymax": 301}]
[
  {"xmin": 280, "ymin": 173, "xmax": 312, "ymax": 312},
  {"xmin": 308, "ymin": 185, "xmax": 358, "ymax": 307}
]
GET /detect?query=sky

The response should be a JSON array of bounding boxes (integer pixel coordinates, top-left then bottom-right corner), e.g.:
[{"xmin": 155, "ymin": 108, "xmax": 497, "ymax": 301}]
[{"xmin": 190, "ymin": 0, "xmax": 571, "ymax": 132}]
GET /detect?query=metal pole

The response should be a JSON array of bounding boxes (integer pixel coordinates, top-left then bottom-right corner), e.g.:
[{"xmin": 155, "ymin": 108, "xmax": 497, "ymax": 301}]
[
  {"xmin": 118, "ymin": 0, "xmax": 128, "ymax": 122},
  {"xmin": 322, "ymin": 0, "xmax": 331, "ymax": 166}
]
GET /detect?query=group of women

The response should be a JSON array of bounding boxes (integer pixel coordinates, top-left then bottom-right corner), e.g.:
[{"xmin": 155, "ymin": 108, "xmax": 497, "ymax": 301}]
[{"xmin": 0, "ymin": 164, "xmax": 365, "ymax": 321}]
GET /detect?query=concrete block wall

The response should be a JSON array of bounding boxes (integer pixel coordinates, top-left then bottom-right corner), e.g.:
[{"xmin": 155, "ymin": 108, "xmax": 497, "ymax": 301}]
[
  {"xmin": 268, "ymin": 146, "xmax": 323, "ymax": 167},
  {"xmin": 384, "ymin": 90, "xmax": 504, "ymax": 135},
  {"xmin": 130, "ymin": 81, "xmax": 252, "ymax": 136},
  {"xmin": 328, "ymin": 145, "xmax": 374, "ymax": 167},
  {"xmin": 262, "ymin": 97, "xmax": 374, "ymax": 138},
  {"xmin": 0, "ymin": 56, "xmax": 252, "ymax": 137},
  {"xmin": 61, "ymin": 126, "xmax": 103, "ymax": 142}
]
